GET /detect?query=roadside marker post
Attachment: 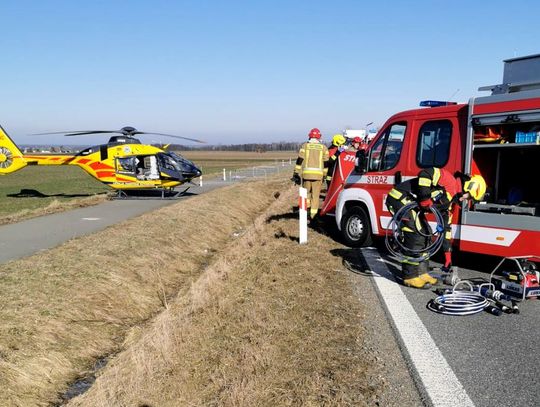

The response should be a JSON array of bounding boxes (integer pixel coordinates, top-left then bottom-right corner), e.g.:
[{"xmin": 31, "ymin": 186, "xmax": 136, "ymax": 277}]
[
  {"xmin": 299, "ymin": 187, "xmax": 308, "ymax": 244},
  {"xmin": 223, "ymin": 168, "xmax": 226, "ymax": 181},
  {"xmin": 199, "ymin": 175, "xmax": 203, "ymax": 187}
]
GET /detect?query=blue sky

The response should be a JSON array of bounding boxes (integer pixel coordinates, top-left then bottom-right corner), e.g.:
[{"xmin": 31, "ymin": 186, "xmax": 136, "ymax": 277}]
[{"xmin": 1, "ymin": 0, "xmax": 539, "ymax": 145}]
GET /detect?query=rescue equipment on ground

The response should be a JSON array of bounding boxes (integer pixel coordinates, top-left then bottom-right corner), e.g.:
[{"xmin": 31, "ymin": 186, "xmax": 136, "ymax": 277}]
[
  {"xmin": 490, "ymin": 256, "xmax": 540, "ymax": 301},
  {"xmin": 385, "ymin": 201, "xmax": 446, "ymax": 263},
  {"xmin": 428, "ymin": 256, "xmax": 539, "ymax": 316},
  {"xmin": 429, "ymin": 278, "xmax": 509, "ymax": 316}
]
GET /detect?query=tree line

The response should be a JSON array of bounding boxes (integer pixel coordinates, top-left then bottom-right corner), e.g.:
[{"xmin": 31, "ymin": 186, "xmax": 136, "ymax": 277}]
[{"xmin": 169, "ymin": 142, "xmax": 303, "ymax": 152}]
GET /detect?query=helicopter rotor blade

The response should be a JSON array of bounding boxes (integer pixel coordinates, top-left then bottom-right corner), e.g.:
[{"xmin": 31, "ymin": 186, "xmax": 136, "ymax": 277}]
[
  {"xmin": 63, "ymin": 131, "xmax": 118, "ymax": 137},
  {"xmin": 136, "ymin": 132, "xmax": 206, "ymax": 144},
  {"xmin": 30, "ymin": 130, "xmax": 118, "ymax": 136},
  {"xmin": 30, "ymin": 127, "xmax": 206, "ymax": 143}
]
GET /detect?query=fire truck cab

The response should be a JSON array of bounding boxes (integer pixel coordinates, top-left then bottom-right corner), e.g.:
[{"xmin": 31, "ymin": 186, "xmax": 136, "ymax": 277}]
[{"xmin": 335, "ymin": 54, "xmax": 540, "ymax": 257}]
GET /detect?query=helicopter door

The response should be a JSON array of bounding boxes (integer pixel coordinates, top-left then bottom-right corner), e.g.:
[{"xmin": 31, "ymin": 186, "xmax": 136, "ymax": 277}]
[
  {"xmin": 115, "ymin": 157, "xmax": 137, "ymax": 176},
  {"xmin": 140, "ymin": 156, "xmax": 159, "ymax": 180},
  {"xmin": 129, "ymin": 155, "xmax": 160, "ymax": 180}
]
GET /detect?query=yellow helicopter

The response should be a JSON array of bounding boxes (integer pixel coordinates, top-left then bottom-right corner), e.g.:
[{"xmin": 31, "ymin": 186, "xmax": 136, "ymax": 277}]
[{"xmin": 0, "ymin": 125, "xmax": 203, "ymax": 197}]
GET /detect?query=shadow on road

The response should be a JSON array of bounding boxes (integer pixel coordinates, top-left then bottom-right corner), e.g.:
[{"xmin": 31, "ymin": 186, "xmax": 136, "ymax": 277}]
[{"xmin": 7, "ymin": 189, "xmax": 98, "ymax": 198}]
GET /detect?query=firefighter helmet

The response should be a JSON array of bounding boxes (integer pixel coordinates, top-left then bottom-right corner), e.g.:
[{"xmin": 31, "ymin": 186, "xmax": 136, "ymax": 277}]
[
  {"xmin": 332, "ymin": 134, "xmax": 346, "ymax": 146},
  {"xmin": 352, "ymin": 136, "xmax": 362, "ymax": 143},
  {"xmin": 463, "ymin": 174, "xmax": 487, "ymax": 201},
  {"xmin": 308, "ymin": 128, "xmax": 321, "ymax": 139}
]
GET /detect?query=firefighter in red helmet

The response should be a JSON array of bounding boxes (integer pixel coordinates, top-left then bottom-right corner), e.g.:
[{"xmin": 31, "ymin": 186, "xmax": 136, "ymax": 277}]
[
  {"xmin": 349, "ymin": 136, "xmax": 368, "ymax": 152},
  {"xmin": 292, "ymin": 128, "xmax": 330, "ymax": 219}
]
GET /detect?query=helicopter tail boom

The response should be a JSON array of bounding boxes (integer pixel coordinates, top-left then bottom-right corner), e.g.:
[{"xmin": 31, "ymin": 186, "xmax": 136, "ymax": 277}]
[{"xmin": 0, "ymin": 126, "xmax": 27, "ymax": 174}]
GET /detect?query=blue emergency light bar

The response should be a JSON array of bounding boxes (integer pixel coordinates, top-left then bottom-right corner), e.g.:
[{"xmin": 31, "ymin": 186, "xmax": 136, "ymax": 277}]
[{"xmin": 419, "ymin": 100, "xmax": 458, "ymax": 107}]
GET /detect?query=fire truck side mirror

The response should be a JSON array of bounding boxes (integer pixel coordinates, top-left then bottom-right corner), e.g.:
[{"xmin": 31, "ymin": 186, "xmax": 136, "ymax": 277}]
[{"xmin": 355, "ymin": 150, "xmax": 367, "ymax": 174}]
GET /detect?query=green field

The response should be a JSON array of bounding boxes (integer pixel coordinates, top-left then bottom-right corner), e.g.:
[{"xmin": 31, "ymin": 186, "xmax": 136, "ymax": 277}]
[
  {"xmin": 0, "ymin": 166, "xmax": 108, "ymax": 217},
  {"xmin": 0, "ymin": 151, "xmax": 296, "ymax": 221},
  {"xmin": 180, "ymin": 150, "xmax": 296, "ymax": 175}
]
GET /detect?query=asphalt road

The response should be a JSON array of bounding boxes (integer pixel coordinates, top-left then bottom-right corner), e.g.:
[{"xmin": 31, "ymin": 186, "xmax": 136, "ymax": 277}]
[
  {"xmin": 358, "ymin": 244, "xmax": 539, "ymax": 407},
  {"xmin": 0, "ymin": 180, "xmax": 229, "ymax": 264}
]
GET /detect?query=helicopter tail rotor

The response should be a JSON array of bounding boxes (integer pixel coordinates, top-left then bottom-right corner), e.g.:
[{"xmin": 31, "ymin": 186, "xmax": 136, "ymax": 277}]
[{"xmin": 0, "ymin": 126, "xmax": 27, "ymax": 174}]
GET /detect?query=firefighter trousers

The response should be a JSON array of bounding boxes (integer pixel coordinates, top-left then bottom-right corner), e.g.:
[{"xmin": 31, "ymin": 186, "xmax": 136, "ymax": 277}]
[
  {"xmin": 303, "ymin": 179, "xmax": 323, "ymax": 218},
  {"xmin": 386, "ymin": 194, "xmax": 430, "ymax": 279}
]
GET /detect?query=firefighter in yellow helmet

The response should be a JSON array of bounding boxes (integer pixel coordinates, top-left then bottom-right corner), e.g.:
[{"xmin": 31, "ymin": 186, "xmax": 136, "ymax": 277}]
[
  {"xmin": 385, "ymin": 169, "xmax": 486, "ymax": 289},
  {"xmin": 326, "ymin": 134, "xmax": 347, "ymax": 185},
  {"xmin": 292, "ymin": 128, "xmax": 330, "ymax": 219}
]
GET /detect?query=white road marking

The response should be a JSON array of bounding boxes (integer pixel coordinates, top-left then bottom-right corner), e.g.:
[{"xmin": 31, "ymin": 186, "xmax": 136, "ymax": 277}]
[
  {"xmin": 81, "ymin": 217, "xmax": 101, "ymax": 221},
  {"xmin": 361, "ymin": 248, "xmax": 475, "ymax": 407}
]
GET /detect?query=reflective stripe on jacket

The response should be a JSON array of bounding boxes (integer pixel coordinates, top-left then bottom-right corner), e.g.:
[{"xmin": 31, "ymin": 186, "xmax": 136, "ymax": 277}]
[{"xmin": 295, "ymin": 141, "xmax": 329, "ymax": 180}]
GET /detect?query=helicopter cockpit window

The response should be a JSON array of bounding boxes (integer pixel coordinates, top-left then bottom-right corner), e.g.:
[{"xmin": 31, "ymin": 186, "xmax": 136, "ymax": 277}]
[
  {"xmin": 116, "ymin": 157, "xmax": 136, "ymax": 174},
  {"xmin": 168, "ymin": 152, "xmax": 198, "ymax": 173},
  {"xmin": 157, "ymin": 153, "xmax": 182, "ymax": 172}
]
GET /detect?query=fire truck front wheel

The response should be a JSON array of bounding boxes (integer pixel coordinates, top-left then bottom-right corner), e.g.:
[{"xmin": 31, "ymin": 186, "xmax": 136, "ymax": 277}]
[{"xmin": 341, "ymin": 206, "xmax": 373, "ymax": 247}]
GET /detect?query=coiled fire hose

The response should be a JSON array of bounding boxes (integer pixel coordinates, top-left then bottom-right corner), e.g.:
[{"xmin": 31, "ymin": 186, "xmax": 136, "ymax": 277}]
[
  {"xmin": 427, "ymin": 281, "xmax": 489, "ymax": 316},
  {"xmin": 385, "ymin": 201, "xmax": 445, "ymax": 263}
]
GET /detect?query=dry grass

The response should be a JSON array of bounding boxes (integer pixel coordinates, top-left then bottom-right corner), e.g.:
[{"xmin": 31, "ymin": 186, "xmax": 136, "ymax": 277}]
[
  {"xmin": 67, "ymin": 186, "xmax": 382, "ymax": 407},
  {"xmin": 0, "ymin": 174, "xmax": 418, "ymax": 406},
  {"xmin": 0, "ymin": 178, "xmax": 282, "ymax": 406}
]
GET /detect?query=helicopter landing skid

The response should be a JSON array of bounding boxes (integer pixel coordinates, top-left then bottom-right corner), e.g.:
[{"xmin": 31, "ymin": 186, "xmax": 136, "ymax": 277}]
[{"xmin": 112, "ymin": 187, "xmax": 191, "ymax": 200}]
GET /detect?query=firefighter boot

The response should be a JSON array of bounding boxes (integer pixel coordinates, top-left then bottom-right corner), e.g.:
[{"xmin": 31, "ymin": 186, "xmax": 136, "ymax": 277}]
[
  {"xmin": 402, "ymin": 262, "xmax": 431, "ymax": 289},
  {"xmin": 418, "ymin": 260, "xmax": 438, "ymax": 285},
  {"xmin": 403, "ymin": 276, "xmax": 432, "ymax": 289},
  {"xmin": 419, "ymin": 273, "xmax": 438, "ymax": 285}
]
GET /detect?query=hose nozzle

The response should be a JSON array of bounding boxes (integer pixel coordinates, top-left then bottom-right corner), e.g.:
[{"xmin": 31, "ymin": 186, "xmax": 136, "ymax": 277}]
[{"xmin": 442, "ymin": 266, "xmax": 460, "ymax": 286}]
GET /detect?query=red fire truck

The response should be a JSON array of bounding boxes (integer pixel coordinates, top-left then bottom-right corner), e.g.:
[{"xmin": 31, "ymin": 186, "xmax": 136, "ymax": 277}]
[{"xmin": 327, "ymin": 54, "xmax": 540, "ymax": 257}]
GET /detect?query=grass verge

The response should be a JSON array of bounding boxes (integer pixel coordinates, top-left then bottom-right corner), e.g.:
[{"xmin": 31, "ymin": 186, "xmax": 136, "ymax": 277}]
[
  {"xmin": 67, "ymin": 185, "xmax": 418, "ymax": 406},
  {"xmin": 1, "ymin": 175, "xmax": 420, "ymax": 406},
  {"xmin": 0, "ymin": 178, "xmax": 283, "ymax": 406}
]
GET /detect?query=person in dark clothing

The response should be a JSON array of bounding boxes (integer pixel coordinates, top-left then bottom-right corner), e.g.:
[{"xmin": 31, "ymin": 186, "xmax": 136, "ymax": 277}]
[
  {"xmin": 326, "ymin": 134, "xmax": 346, "ymax": 185},
  {"xmin": 386, "ymin": 168, "xmax": 486, "ymax": 289}
]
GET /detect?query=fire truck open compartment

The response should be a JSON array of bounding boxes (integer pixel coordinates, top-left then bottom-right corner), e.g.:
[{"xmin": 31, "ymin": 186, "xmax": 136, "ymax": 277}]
[
  {"xmin": 469, "ymin": 122, "xmax": 540, "ymax": 224},
  {"xmin": 466, "ymin": 52, "xmax": 540, "ymax": 223}
]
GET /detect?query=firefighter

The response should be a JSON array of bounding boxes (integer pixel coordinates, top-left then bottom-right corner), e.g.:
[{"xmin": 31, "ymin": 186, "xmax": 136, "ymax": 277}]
[
  {"xmin": 326, "ymin": 134, "xmax": 346, "ymax": 185},
  {"xmin": 348, "ymin": 136, "xmax": 368, "ymax": 152},
  {"xmin": 292, "ymin": 128, "xmax": 330, "ymax": 219},
  {"xmin": 386, "ymin": 168, "xmax": 486, "ymax": 289}
]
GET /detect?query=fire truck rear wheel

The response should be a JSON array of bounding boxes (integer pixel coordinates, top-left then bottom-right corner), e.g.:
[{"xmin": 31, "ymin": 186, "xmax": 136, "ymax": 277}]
[{"xmin": 341, "ymin": 206, "xmax": 373, "ymax": 247}]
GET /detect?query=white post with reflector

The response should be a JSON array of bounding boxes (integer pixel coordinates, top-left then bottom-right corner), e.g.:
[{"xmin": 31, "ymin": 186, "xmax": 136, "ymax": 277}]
[
  {"xmin": 299, "ymin": 186, "xmax": 308, "ymax": 244},
  {"xmin": 223, "ymin": 168, "xmax": 226, "ymax": 181}
]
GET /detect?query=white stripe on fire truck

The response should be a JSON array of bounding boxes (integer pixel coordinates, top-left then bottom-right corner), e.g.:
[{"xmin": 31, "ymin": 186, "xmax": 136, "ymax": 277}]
[
  {"xmin": 459, "ymin": 225, "xmax": 520, "ymax": 247},
  {"xmin": 380, "ymin": 217, "xmax": 520, "ymax": 247},
  {"xmin": 346, "ymin": 174, "xmax": 415, "ymax": 186}
]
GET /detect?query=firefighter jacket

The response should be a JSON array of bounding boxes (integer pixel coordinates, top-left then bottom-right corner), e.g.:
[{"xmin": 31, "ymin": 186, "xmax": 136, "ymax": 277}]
[
  {"xmin": 327, "ymin": 145, "xmax": 342, "ymax": 181},
  {"xmin": 388, "ymin": 168, "xmax": 461, "ymax": 209},
  {"xmin": 294, "ymin": 140, "xmax": 329, "ymax": 181},
  {"xmin": 416, "ymin": 167, "xmax": 462, "ymax": 208}
]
